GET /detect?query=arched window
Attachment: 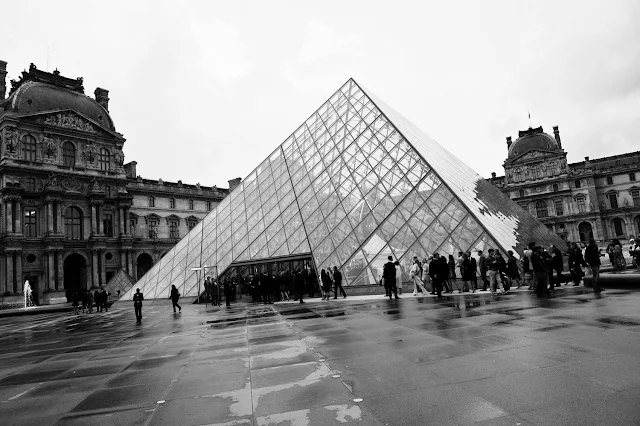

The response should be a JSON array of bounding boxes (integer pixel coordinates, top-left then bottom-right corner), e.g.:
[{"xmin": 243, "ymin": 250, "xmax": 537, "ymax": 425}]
[
  {"xmin": 99, "ymin": 148, "xmax": 110, "ymax": 171},
  {"xmin": 612, "ymin": 218, "xmax": 625, "ymax": 237},
  {"xmin": 25, "ymin": 177, "xmax": 36, "ymax": 191},
  {"xmin": 169, "ymin": 198, "xmax": 175, "ymax": 209},
  {"xmin": 535, "ymin": 200, "xmax": 548, "ymax": 218},
  {"xmin": 64, "ymin": 207, "xmax": 83, "ymax": 240},
  {"xmin": 188, "ymin": 199, "xmax": 194, "ymax": 210},
  {"xmin": 63, "ymin": 142, "xmax": 76, "ymax": 167},
  {"xmin": 22, "ymin": 135, "xmax": 37, "ymax": 161}
]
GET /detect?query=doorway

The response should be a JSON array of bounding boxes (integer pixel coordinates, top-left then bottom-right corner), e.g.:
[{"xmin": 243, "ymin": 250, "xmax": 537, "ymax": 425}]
[
  {"xmin": 136, "ymin": 253, "xmax": 154, "ymax": 280},
  {"xmin": 64, "ymin": 254, "xmax": 87, "ymax": 301}
]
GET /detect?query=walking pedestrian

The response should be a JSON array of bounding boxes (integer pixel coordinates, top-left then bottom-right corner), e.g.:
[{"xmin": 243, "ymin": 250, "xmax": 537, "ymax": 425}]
[
  {"xmin": 428, "ymin": 253, "xmax": 445, "ymax": 297},
  {"xmin": 224, "ymin": 278, "xmax": 233, "ymax": 307},
  {"xmin": 133, "ymin": 288, "xmax": 144, "ymax": 323},
  {"xmin": 72, "ymin": 291, "xmax": 80, "ymax": 315},
  {"xmin": 383, "ymin": 256, "xmax": 399, "ymax": 299},
  {"xmin": 170, "ymin": 284, "xmax": 181, "ymax": 313},
  {"xmin": 487, "ymin": 249, "xmax": 508, "ymax": 295},
  {"xmin": 506, "ymin": 250, "xmax": 522, "ymax": 288},
  {"xmin": 294, "ymin": 269, "xmax": 305, "ymax": 304},
  {"xmin": 477, "ymin": 250, "xmax": 489, "ymax": 291},
  {"xmin": 100, "ymin": 287, "xmax": 109, "ymax": 312},
  {"xmin": 320, "ymin": 269, "xmax": 332, "ymax": 300},
  {"xmin": 568, "ymin": 242, "xmax": 587, "ymax": 286},
  {"xmin": 531, "ymin": 246, "xmax": 551, "ymax": 297},
  {"xmin": 410, "ymin": 257, "xmax": 428, "ymax": 295},
  {"xmin": 87, "ymin": 290, "xmax": 94, "ymax": 314},
  {"xmin": 449, "ymin": 254, "xmax": 458, "ymax": 292},
  {"xmin": 523, "ymin": 243, "xmax": 534, "ymax": 289},
  {"xmin": 421, "ymin": 257, "xmax": 433, "ymax": 294},
  {"xmin": 584, "ymin": 239, "xmax": 604, "ymax": 292},
  {"xmin": 468, "ymin": 252, "xmax": 478, "ymax": 292},
  {"xmin": 612, "ymin": 239, "xmax": 626, "ymax": 270},
  {"xmin": 333, "ymin": 266, "xmax": 347, "ymax": 299},
  {"xmin": 550, "ymin": 244, "xmax": 565, "ymax": 287}
]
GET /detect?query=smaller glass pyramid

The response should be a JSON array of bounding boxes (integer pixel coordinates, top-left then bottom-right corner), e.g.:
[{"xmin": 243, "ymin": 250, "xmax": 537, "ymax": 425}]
[{"xmin": 122, "ymin": 79, "xmax": 566, "ymax": 300}]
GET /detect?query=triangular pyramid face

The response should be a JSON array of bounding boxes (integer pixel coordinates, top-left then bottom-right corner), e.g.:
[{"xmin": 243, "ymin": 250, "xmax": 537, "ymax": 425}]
[{"xmin": 122, "ymin": 79, "xmax": 565, "ymax": 300}]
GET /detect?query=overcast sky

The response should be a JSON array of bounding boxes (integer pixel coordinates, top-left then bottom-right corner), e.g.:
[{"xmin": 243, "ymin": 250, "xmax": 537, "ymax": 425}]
[{"xmin": 3, "ymin": 0, "xmax": 639, "ymax": 188}]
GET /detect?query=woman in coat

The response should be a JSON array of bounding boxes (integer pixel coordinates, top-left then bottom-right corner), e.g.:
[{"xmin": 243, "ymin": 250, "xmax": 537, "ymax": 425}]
[
  {"xmin": 612, "ymin": 239, "xmax": 626, "ymax": 270},
  {"xmin": 568, "ymin": 242, "xmax": 587, "ymax": 285},
  {"xmin": 170, "ymin": 285, "xmax": 181, "ymax": 313},
  {"xmin": 410, "ymin": 257, "xmax": 429, "ymax": 296},
  {"xmin": 320, "ymin": 269, "xmax": 332, "ymax": 300}
]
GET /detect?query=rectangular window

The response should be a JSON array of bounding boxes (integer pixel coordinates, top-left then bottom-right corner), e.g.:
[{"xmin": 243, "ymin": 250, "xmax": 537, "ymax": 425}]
[
  {"xmin": 630, "ymin": 173, "xmax": 636, "ymax": 182},
  {"xmin": 148, "ymin": 196, "xmax": 155, "ymax": 207},
  {"xmin": 103, "ymin": 213, "xmax": 113, "ymax": 237},
  {"xmin": 554, "ymin": 199, "xmax": 564, "ymax": 215},
  {"xmin": 577, "ymin": 198, "xmax": 586, "ymax": 213},
  {"xmin": 575, "ymin": 180, "xmax": 581, "ymax": 188},
  {"xmin": 148, "ymin": 219, "xmax": 159, "ymax": 238},
  {"xmin": 609, "ymin": 193, "xmax": 618, "ymax": 209},
  {"xmin": 632, "ymin": 190, "xmax": 640, "ymax": 207},
  {"xmin": 189, "ymin": 199, "xmax": 194, "ymax": 210},
  {"xmin": 169, "ymin": 221, "xmax": 179, "ymax": 238},
  {"xmin": 24, "ymin": 209, "xmax": 37, "ymax": 237},
  {"xmin": 170, "ymin": 198, "xmax": 175, "ymax": 209},
  {"xmin": 606, "ymin": 176, "xmax": 613, "ymax": 185},
  {"xmin": 206, "ymin": 201, "xmax": 211, "ymax": 211},
  {"xmin": 129, "ymin": 219, "xmax": 137, "ymax": 233},
  {"xmin": 187, "ymin": 221, "xmax": 197, "ymax": 231}
]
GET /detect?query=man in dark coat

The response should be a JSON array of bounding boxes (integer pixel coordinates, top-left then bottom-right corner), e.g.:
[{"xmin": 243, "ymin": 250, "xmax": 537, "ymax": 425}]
[
  {"xmin": 383, "ymin": 256, "xmax": 398, "ymax": 299},
  {"xmin": 429, "ymin": 253, "xmax": 444, "ymax": 297},
  {"xmin": 477, "ymin": 250, "xmax": 489, "ymax": 291},
  {"xmin": 332, "ymin": 266, "xmax": 347, "ymax": 299},
  {"xmin": 584, "ymin": 239, "xmax": 603, "ymax": 292},
  {"xmin": 550, "ymin": 244, "xmax": 565, "ymax": 289},
  {"xmin": 224, "ymin": 278, "xmax": 233, "ymax": 307},
  {"xmin": 99, "ymin": 287, "xmax": 108, "ymax": 312},
  {"xmin": 133, "ymin": 288, "xmax": 144, "ymax": 323},
  {"xmin": 261, "ymin": 273, "xmax": 272, "ymax": 305},
  {"xmin": 294, "ymin": 269, "xmax": 305, "ymax": 304}
]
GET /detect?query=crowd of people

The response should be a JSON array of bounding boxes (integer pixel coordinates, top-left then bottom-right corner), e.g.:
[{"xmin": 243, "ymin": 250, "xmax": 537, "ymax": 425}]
[{"xmin": 71, "ymin": 287, "xmax": 110, "ymax": 315}]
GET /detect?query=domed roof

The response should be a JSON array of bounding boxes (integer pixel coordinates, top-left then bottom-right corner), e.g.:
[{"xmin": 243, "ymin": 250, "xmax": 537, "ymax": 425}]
[
  {"xmin": 6, "ymin": 81, "xmax": 114, "ymax": 131},
  {"xmin": 508, "ymin": 126, "xmax": 558, "ymax": 158}
]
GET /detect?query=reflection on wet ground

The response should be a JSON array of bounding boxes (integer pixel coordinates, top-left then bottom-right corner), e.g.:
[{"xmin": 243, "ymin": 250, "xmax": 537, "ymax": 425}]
[{"xmin": 1, "ymin": 286, "xmax": 640, "ymax": 425}]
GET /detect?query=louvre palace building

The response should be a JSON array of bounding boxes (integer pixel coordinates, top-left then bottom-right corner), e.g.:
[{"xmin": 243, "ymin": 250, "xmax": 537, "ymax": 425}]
[
  {"xmin": 0, "ymin": 61, "xmax": 234, "ymax": 307},
  {"xmin": 488, "ymin": 126, "xmax": 640, "ymax": 245}
]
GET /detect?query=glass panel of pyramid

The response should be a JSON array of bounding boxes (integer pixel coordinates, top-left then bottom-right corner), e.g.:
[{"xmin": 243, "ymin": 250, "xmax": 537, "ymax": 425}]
[{"xmin": 122, "ymin": 79, "xmax": 566, "ymax": 300}]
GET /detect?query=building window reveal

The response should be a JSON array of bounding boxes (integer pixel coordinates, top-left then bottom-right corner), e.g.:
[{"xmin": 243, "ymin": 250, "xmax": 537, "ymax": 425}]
[
  {"xmin": 554, "ymin": 199, "xmax": 564, "ymax": 216},
  {"xmin": 552, "ymin": 183, "xmax": 559, "ymax": 192},
  {"xmin": 63, "ymin": 142, "xmax": 76, "ymax": 167},
  {"xmin": 148, "ymin": 196, "xmax": 155, "ymax": 207},
  {"xmin": 535, "ymin": 200, "xmax": 548, "ymax": 218},
  {"xmin": 103, "ymin": 213, "xmax": 114, "ymax": 237},
  {"xmin": 575, "ymin": 180, "xmax": 581, "ymax": 188},
  {"xmin": 99, "ymin": 148, "xmax": 110, "ymax": 171},
  {"xmin": 24, "ymin": 209, "xmax": 37, "ymax": 237},
  {"xmin": 577, "ymin": 197, "xmax": 586, "ymax": 213},
  {"xmin": 65, "ymin": 207, "xmax": 83, "ymax": 240},
  {"xmin": 148, "ymin": 219, "xmax": 159, "ymax": 238},
  {"xmin": 612, "ymin": 218, "xmax": 624, "ymax": 236},
  {"xmin": 518, "ymin": 189, "xmax": 525, "ymax": 198},
  {"xmin": 630, "ymin": 173, "xmax": 637, "ymax": 182},
  {"xmin": 169, "ymin": 220, "xmax": 179, "ymax": 239},
  {"xmin": 22, "ymin": 135, "xmax": 37, "ymax": 161},
  {"xmin": 606, "ymin": 176, "xmax": 613, "ymax": 185},
  {"xmin": 189, "ymin": 199, "xmax": 194, "ymax": 210},
  {"xmin": 631, "ymin": 189, "xmax": 640, "ymax": 207},
  {"xmin": 187, "ymin": 219, "xmax": 197, "ymax": 231},
  {"xmin": 169, "ymin": 198, "xmax": 175, "ymax": 209},
  {"xmin": 608, "ymin": 193, "xmax": 618, "ymax": 209},
  {"xmin": 206, "ymin": 201, "xmax": 211, "ymax": 211},
  {"xmin": 26, "ymin": 177, "xmax": 36, "ymax": 191}
]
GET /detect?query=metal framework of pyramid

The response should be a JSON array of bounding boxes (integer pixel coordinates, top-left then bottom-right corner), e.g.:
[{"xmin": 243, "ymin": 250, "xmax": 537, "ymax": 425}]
[{"xmin": 122, "ymin": 79, "xmax": 565, "ymax": 300}]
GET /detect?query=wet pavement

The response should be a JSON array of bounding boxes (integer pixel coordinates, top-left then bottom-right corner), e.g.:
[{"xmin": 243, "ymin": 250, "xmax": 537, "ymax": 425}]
[{"xmin": 1, "ymin": 286, "xmax": 640, "ymax": 425}]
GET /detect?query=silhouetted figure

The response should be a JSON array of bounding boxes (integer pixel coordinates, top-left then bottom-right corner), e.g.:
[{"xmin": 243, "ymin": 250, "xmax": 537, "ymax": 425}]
[
  {"xmin": 133, "ymin": 289, "xmax": 144, "ymax": 323},
  {"xmin": 294, "ymin": 269, "xmax": 305, "ymax": 304},
  {"xmin": 99, "ymin": 287, "xmax": 109, "ymax": 312},
  {"xmin": 72, "ymin": 291, "xmax": 80, "ymax": 315},
  {"xmin": 224, "ymin": 278, "xmax": 232, "ymax": 307},
  {"xmin": 584, "ymin": 239, "xmax": 604, "ymax": 293},
  {"xmin": 429, "ymin": 254, "xmax": 444, "ymax": 297},
  {"xmin": 332, "ymin": 266, "xmax": 346, "ymax": 299},
  {"xmin": 170, "ymin": 285, "xmax": 181, "ymax": 313},
  {"xmin": 383, "ymin": 256, "xmax": 398, "ymax": 299}
]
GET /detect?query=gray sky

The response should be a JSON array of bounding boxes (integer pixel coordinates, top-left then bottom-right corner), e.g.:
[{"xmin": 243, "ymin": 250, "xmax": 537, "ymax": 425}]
[{"xmin": 3, "ymin": 0, "xmax": 639, "ymax": 187}]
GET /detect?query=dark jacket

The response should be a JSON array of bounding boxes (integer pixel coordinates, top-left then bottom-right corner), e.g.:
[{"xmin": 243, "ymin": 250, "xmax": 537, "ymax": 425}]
[
  {"xmin": 507, "ymin": 255, "xmax": 519, "ymax": 277},
  {"xmin": 551, "ymin": 246, "xmax": 564, "ymax": 270},
  {"xmin": 568, "ymin": 248, "xmax": 587, "ymax": 270},
  {"xmin": 383, "ymin": 261, "xmax": 396, "ymax": 279},
  {"xmin": 478, "ymin": 254, "xmax": 487, "ymax": 272},
  {"xmin": 486, "ymin": 255, "xmax": 500, "ymax": 271},
  {"xmin": 133, "ymin": 292, "xmax": 144, "ymax": 306},
  {"xmin": 584, "ymin": 245, "xmax": 601, "ymax": 267},
  {"xmin": 170, "ymin": 287, "xmax": 180, "ymax": 301},
  {"xmin": 333, "ymin": 270, "xmax": 343, "ymax": 286},
  {"xmin": 429, "ymin": 258, "xmax": 445, "ymax": 279}
]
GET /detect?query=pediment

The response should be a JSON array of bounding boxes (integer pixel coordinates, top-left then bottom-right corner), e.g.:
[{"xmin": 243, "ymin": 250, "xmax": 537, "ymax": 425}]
[
  {"xmin": 19, "ymin": 110, "xmax": 120, "ymax": 138},
  {"xmin": 506, "ymin": 149, "xmax": 559, "ymax": 165}
]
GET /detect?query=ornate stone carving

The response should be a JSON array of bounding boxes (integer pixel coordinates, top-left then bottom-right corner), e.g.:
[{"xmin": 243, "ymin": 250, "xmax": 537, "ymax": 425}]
[
  {"xmin": 61, "ymin": 176, "xmax": 82, "ymax": 192},
  {"xmin": 114, "ymin": 148, "xmax": 124, "ymax": 167},
  {"xmin": 43, "ymin": 113, "xmax": 96, "ymax": 133},
  {"xmin": 83, "ymin": 141, "xmax": 97, "ymax": 163},
  {"xmin": 41, "ymin": 134, "xmax": 58, "ymax": 159},
  {"xmin": 90, "ymin": 178, "xmax": 102, "ymax": 192},
  {"xmin": 3, "ymin": 126, "xmax": 18, "ymax": 153},
  {"xmin": 47, "ymin": 173, "xmax": 61, "ymax": 189}
]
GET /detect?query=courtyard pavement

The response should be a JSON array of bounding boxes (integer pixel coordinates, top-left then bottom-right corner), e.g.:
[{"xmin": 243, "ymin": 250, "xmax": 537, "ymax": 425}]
[{"xmin": 1, "ymin": 286, "xmax": 640, "ymax": 425}]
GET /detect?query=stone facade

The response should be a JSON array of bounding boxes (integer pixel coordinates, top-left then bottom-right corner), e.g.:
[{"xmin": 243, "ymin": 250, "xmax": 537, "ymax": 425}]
[
  {"xmin": 0, "ymin": 61, "xmax": 233, "ymax": 306},
  {"xmin": 489, "ymin": 125, "xmax": 640, "ymax": 245}
]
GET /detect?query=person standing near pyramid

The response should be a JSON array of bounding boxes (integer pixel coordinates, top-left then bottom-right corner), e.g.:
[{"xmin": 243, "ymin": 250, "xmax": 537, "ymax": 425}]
[
  {"xmin": 133, "ymin": 288, "xmax": 144, "ymax": 324},
  {"xmin": 429, "ymin": 254, "xmax": 444, "ymax": 297},
  {"xmin": 332, "ymin": 266, "xmax": 347, "ymax": 299},
  {"xmin": 383, "ymin": 256, "xmax": 398, "ymax": 299}
]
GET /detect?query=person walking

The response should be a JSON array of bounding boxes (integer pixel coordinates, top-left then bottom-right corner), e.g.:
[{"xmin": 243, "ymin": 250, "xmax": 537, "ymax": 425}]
[
  {"xmin": 523, "ymin": 243, "xmax": 534, "ymax": 289},
  {"xmin": 100, "ymin": 287, "xmax": 109, "ymax": 312},
  {"xmin": 224, "ymin": 278, "xmax": 233, "ymax": 307},
  {"xmin": 422, "ymin": 257, "xmax": 433, "ymax": 294},
  {"xmin": 612, "ymin": 239, "xmax": 626, "ymax": 270},
  {"xmin": 320, "ymin": 269, "xmax": 332, "ymax": 300},
  {"xmin": 410, "ymin": 257, "xmax": 428, "ymax": 296},
  {"xmin": 133, "ymin": 288, "xmax": 144, "ymax": 323},
  {"xmin": 584, "ymin": 239, "xmax": 604, "ymax": 292},
  {"xmin": 170, "ymin": 284, "xmax": 181, "ymax": 313},
  {"xmin": 428, "ymin": 253, "xmax": 444, "ymax": 297},
  {"xmin": 87, "ymin": 290, "xmax": 94, "ymax": 314},
  {"xmin": 568, "ymin": 242, "xmax": 587, "ymax": 286},
  {"xmin": 506, "ymin": 250, "xmax": 522, "ymax": 289},
  {"xmin": 262, "ymin": 273, "xmax": 272, "ymax": 305},
  {"xmin": 333, "ymin": 266, "xmax": 347, "ymax": 299},
  {"xmin": 487, "ymin": 249, "xmax": 508, "ymax": 295},
  {"xmin": 448, "ymin": 254, "xmax": 458, "ymax": 292},
  {"xmin": 550, "ymin": 244, "xmax": 565, "ymax": 287},
  {"xmin": 72, "ymin": 291, "xmax": 80, "ymax": 315},
  {"xmin": 531, "ymin": 246, "xmax": 551, "ymax": 297},
  {"xmin": 383, "ymin": 256, "xmax": 399, "ymax": 299},
  {"xmin": 294, "ymin": 269, "xmax": 305, "ymax": 304},
  {"xmin": 477, "ymin": 250, "xmax": 488, "ymax": 291}
]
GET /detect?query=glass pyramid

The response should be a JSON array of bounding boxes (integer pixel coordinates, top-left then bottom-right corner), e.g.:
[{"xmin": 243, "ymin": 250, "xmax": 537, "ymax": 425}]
[{"xmin": 122, "ymin": 79, "xmax": 566, "ymax": 299}]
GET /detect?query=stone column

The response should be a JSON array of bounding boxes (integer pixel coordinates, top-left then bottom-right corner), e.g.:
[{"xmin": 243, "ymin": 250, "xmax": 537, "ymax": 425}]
[
  {"xmin": 55, "ymin": 201, "xmax": 63, "ymax": 234},
  {"xmin": 15, "ymin": 200, "xmax": 22, "ymax": 235},
  {"xmin": 6, "ymin": 198, "xmax": 13, "ymax": 233},
  {"xmin": 119, "ymin": 207, "xmax": 125, "ymax": 236},
  {"xmin": 90, "ymin": 205, "xmax": 97, "ymax": 235},
  {"xmin": 124, "ymin": 207, "xmax": 130, "ymax": 235},
  {"xmin": 120, "ymin": 249, "xmax": 127, "ymax": 270},
  {"xmin": 0, "ymin": 252, "xmax": 6, "ymax": 294},
  {"xmin": 6, "ymin": 251, "xmax": 14, "ymax": 294},
  {"xmin": 128, "ymin": 250, "xmax": 135, "ymax": 280},
  {"xmin": 48, "ymin": 251, "xmax": 56, "ymax": 291},
  {"xmin": 15, "ymin": 251, "xmax": 22, "ymax": 293},
  {"xmin": 47, "ymin": 201, "xmax": 54, "ymax": 234},
  {"xmin": 96, "ymin": 204, "xmax": 102, "ymax": 235},
  {"xmin": 100, "ymin": 253, "xmax": 106, "ymax": 286},
  {"xmin": 92, "ymin": 250, "xmax": 99, "ymax": 288},
  {"xmin": 56, "ymin": 251, "xmax": 63, "ymax": 291}
]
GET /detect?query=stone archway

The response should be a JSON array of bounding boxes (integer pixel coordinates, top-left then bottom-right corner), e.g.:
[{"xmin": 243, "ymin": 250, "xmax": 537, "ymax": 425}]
[
  {"xmin": 64, "ymin": 253, "xmax": 88, "ymax": 301},
  {"xmin": 578, "ymin": 221, "xmax": 593, "ymax": 243},
  {"xmin": 136, "ymin": 253, "xmax": 154, "ymax": 280}
]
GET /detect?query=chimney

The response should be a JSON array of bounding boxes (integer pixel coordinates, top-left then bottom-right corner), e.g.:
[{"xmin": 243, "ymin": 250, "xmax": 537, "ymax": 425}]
[
  {"xmin": 584, "ymin": 156, "xmax": 589, "ymax": 163},
  {"xmin": 491, "ymin": 172, "xmax": 497, "ymax": 179},
  {"xmin": 94, "ymin": 87, "xmax": 110, "ymax": 111},
  {"xmin": 124, "ymin": 161, "xmax": 137, "ymax": 178},
  {"xmin": 553, "ymin": 125, "xmax": 562, "ymax": 148},
  {"xmin": 0, "ymin": 60, "xmax": 7, "ymax": 100},
  {"xmin": 228, "ymin": 177, "xmax": 242, "ymax": 192},
  {"xmin": 506, "ymin": 136, "xmax": 512, "ymax": 149}
]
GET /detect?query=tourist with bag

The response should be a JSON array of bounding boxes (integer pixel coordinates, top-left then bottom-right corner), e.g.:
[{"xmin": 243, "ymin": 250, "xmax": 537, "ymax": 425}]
[{"xmin": 170, "ymin": 284, "xmax": 181, "ymax": 313}]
